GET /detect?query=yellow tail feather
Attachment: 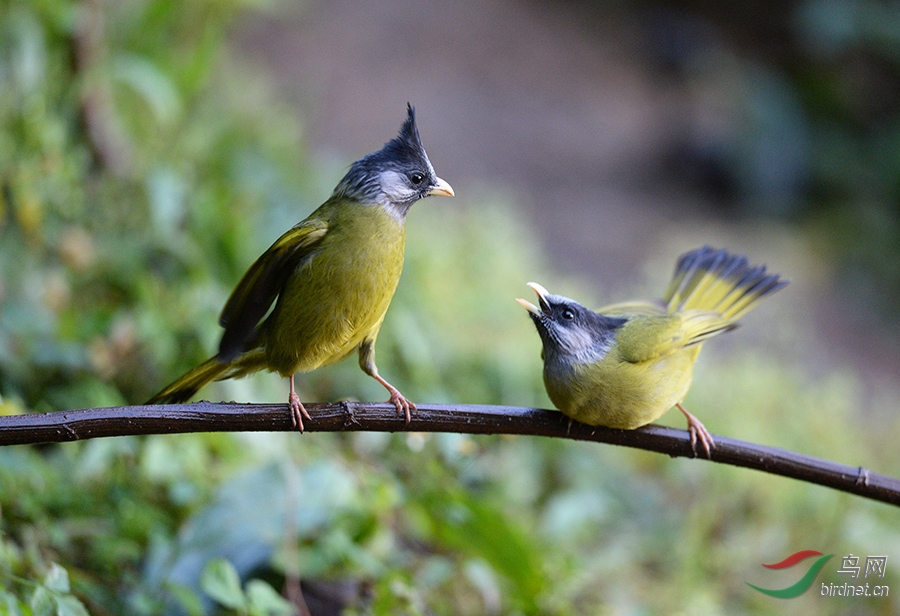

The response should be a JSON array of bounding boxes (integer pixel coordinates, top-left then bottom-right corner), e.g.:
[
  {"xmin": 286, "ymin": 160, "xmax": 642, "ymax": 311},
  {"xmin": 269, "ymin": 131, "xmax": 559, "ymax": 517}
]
[
  {"xmin": 664, "ymin": 246, "xmax": 787, "ymax": 323},
  {"xmin": 146, "ymin": 357, "xmax": 231, "ymax": 404},
  {"xmin": 148, "ymin": 349, "xmax": 271, "ymax": 404}
]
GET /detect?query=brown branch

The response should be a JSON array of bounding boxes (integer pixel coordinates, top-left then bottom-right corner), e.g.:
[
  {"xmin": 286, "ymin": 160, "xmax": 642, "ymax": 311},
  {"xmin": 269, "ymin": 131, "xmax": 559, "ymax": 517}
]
[{"xmin": 1, "ymin": 402, "xmax": 897, "ymax": 507}]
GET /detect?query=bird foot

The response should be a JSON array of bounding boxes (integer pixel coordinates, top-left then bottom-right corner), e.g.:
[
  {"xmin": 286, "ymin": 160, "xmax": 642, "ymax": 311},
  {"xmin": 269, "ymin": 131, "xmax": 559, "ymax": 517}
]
[
  {"xmin": 677, "ymin": 404, "xmax": 714, "ymax": 459},
  {"xmin": 289, "ymin": 391, "xmax": 311, "ymax": 433},
  {"xmin": 370, "ymin": 372, "xmax": 415, "ymax": 423},
  {"xmin": 386, "ymin": 386, "xmax": 415, "ymax": 424}
]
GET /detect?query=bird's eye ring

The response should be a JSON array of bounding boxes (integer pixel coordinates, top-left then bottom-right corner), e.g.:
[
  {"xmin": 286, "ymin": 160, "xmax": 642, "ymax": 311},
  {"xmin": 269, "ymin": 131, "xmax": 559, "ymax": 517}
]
[
  {"xmin": 561, "ymin": 309, "xmax": 575, "ymax": 321},
  {"xmin": 409, "ymin": 172, "xmax": 425, "ymax": 185}
]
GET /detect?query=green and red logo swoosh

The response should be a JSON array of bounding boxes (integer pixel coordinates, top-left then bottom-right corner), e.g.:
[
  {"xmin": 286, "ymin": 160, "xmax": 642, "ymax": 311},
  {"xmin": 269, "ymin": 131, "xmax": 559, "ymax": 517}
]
[{"xmin": 747, "ymin": 550, "xmax": 834, "ymax": 598}]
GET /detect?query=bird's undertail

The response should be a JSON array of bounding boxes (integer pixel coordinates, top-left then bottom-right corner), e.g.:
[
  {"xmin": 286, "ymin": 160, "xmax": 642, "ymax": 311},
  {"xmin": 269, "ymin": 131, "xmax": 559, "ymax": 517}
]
[{"xmin": 663, "ymin": 246, "xmax": 788, "ymax": 322}]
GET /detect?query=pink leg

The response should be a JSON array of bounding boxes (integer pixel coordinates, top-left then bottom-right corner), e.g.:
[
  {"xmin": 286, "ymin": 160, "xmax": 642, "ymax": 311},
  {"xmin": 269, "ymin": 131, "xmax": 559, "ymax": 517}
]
[
  {"xmin": 372, "ymin": 373, "xmax": 415, "ymax": 424},
  {"xmin": 358, "ymin": 340, "xmax": 415, "ymax": 423},
  {"xmin": 288, "ymin": 375, "xmax": 311, "ymax": 432},
  {"xmin": 677, "ymin": 403, "xmax": 714, "ymax": 458}
]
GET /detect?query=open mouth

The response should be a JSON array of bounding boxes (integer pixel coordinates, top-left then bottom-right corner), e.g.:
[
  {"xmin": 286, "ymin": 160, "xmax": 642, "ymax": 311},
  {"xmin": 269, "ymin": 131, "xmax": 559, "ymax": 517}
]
[{"xmin": 516, "ymin": 282, "xmax": 551, "ymax": 317}]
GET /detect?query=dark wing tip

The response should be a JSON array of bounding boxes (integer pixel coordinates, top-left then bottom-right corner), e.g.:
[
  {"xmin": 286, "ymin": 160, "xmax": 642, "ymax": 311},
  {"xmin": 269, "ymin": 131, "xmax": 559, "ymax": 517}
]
[{"xmin": 217, "ymin": 327, "xmax": 247, "ymax": 362}]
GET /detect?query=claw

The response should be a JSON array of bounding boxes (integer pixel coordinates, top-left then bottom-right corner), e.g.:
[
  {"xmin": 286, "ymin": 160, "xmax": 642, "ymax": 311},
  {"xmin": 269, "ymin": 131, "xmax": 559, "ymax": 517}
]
[
  {"xmin": 388, "ymin": 387, "xmax": 415, "ymax": 424},
  {"xmin": 677, "ymin": 403, "xmax": 714, "ymax": 458},
  {"xmin": 288, "ymin": 375, "xmax": 311, "ymax": 433},
  {"xmin": 371, "ymin": 373, "xmax": 415, "ymax": 424}
]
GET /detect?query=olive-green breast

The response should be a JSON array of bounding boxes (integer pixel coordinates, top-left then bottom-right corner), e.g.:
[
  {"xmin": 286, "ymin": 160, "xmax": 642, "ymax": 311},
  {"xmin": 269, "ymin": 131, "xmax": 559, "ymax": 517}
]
[
  {"xmin": 545, "ymin": 343, "xmax": 701, "ymax": 429},
  {"xmin": 262, "ymin": 201, "xmax": 406, "ymax": 375}
]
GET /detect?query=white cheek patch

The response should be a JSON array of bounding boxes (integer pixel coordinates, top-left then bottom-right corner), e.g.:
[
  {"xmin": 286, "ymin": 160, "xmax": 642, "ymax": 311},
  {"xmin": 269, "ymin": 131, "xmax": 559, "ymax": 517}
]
[
  {"xmin": 556, "ymin": 327, "xmax": 593, "ymax": 360},
  {"xmin": 556, "ymin": 325, "xmax": 613, "ymax": 364},
  {"xmin": 378, "ymin": 170, "xmax": 416, "ymax": 203}
]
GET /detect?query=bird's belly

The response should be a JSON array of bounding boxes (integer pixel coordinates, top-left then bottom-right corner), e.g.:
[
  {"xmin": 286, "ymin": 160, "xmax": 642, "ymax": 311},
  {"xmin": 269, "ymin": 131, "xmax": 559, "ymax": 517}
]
[
  {"xmin": 548, "ymin": 352, "xmax": 696, "ymax": 429},
  {"xmin": 263, "ymin": 236, "xmax": 404, "ymax": 375}
]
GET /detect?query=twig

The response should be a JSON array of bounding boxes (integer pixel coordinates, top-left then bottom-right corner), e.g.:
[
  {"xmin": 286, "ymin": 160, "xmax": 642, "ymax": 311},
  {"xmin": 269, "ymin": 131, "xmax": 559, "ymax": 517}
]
[{"xmin": 1, "ymin": 402, "xmax": 898, "ymax": 507}]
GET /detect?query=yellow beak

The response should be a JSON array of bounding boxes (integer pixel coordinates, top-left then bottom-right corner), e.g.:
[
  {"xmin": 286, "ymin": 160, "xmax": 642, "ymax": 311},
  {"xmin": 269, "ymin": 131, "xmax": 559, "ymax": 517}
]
[
  {"xmin": 428, "ymin": 177, "xmax": 455, "ymax": 198},
  {"xmin": 516, "ymin": 281, "xmax": 551, "ymax": 316},
  {"xmin": 516, "ymin": 297, "xmax": 540, "ymax": 315}
]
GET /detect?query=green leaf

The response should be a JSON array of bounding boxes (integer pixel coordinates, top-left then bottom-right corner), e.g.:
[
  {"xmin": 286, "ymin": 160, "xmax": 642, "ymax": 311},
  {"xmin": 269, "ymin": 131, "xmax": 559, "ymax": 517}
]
[
  {"xmin": 200, "ymin": 558, "xmax": 247, "ymax": 611},
  {"xmin": 0, "ymin": 590, "xmax": 25, "ymax": 616},
  {"xmin": 146, "ymin": 166, "xmax": 188, "ymax": 233},
  {"xmin": 54, "ymin": 595, "xmax": 91, "ymax": 616},
  {"xmin": 29, "ymin": 587, "xmax": 54, "ymax": 616},
  {"xmin": 423, "ymin": 488, "xmax": 546, "ymax": 613},
  {"xmin": 5, "ymin": 7, "xmax": 47, "ymax": 94},
  {"xmin": 111, "ymin": 54, "xmax": 183, "ymax": 126},
  {"xmin": 164, "ymin": 582, "xmax": 206, "ymax": 616},
  {"xmin": 245, "ymin": 580, "xmax": 295, "ymax": 616},
  {"xmin": 43, "ymin": 563, "xmax": 70, "ymax": 593}
]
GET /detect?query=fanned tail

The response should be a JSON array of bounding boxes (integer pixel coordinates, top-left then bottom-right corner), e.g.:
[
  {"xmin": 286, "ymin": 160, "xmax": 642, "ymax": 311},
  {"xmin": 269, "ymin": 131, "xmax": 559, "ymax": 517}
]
[{"xmin": 663, "ymin": 246, "xmax": 788, "ymax": 322}]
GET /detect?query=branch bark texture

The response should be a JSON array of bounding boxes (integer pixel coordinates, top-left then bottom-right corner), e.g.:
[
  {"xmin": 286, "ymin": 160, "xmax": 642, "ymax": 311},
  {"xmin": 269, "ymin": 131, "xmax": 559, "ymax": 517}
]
[{"xmin": 1, "ymin": 402, "xmax": 897, "ymax": 507}]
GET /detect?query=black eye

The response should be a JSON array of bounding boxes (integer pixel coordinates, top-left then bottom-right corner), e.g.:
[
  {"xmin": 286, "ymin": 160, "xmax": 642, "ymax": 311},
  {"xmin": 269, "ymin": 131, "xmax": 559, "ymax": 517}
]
[
  {"xmin": 409, "ymin": 172, "xmax": 425, "ymax": 185},
  {"xmin": 561, "ymin": 308, "xmax": 575, "ymax": 321}
]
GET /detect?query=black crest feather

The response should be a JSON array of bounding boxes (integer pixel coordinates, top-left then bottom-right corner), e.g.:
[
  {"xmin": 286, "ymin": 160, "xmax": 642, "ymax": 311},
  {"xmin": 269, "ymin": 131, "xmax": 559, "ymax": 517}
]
[{"xmin": 334, "ymin": 104, "xmax": 437, "ymax": 205}]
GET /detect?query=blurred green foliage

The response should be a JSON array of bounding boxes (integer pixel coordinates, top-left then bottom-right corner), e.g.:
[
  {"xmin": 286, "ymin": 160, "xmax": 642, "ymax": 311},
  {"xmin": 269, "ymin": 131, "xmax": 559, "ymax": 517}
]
[
  {"xmin": 647, "ymin": 0, "xmax": 900, "ymax": 315},
  {"xmin": 1, "ymin": 1, "xmax": 899, "ymax": 615}
]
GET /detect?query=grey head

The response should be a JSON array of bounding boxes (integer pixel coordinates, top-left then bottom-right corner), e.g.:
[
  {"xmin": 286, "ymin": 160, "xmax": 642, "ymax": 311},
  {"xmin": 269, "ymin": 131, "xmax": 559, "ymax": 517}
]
[
  {"xmin": 517, "ymin": 282, "xmax": 626, "ymax": 365},
  {"xmin": 334, "ymin": 104, "xmax": 453, "ymax": 220}
]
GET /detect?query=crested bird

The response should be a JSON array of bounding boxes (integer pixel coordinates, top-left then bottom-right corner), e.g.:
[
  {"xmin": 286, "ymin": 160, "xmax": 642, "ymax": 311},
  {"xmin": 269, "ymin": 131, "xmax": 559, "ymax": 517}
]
[
  {"xmin": 148, "ymin": 104, "xmax": 453, "ymax": 430},
  {"xmin": 517, "ymin": 246, "xmax": 787, "ymax": 456}
]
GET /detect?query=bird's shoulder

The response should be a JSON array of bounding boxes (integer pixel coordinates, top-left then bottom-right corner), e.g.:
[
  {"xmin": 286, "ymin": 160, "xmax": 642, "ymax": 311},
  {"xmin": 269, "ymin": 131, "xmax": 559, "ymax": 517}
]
[
  {"xmin": 216, "ymin": 216, "xmax": 330, "ymax": 359},
  {"xmin": 598, "ymin": 303, "xmax": 688, "ymax": 364},
  {"xmin": 271, "ymin": 217, "xmax": 330, "ymax": 250},
  {"xmin": 606, "ymin": 304, "xmax": 731, "ymax": 364},
  {"xmin": 231, "ymin": 215, "xmax": 331, "ymax": 304}
]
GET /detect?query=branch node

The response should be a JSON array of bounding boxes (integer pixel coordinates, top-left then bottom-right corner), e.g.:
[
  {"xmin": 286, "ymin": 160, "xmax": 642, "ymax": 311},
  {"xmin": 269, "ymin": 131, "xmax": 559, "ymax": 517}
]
[
  {"xmin": 340, "ymin": 401, "xmax": 361, "ymax": 428},
  {"xmin": 856, "ymin": 466, "xmax": 871, "ymax": 487}
]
